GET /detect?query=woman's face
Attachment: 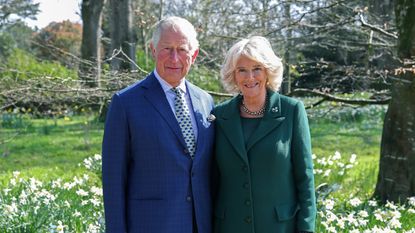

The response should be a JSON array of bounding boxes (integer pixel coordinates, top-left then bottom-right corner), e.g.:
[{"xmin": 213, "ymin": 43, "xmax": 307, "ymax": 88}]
[{"xmin": 234, "ymin": 56, "xmax": 267, "ymax": 100}]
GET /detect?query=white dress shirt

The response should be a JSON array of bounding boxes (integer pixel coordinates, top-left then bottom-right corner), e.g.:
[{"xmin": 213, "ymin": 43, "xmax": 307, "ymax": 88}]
[{"xmin": 153, "ymin": 69, "xmax": 198, "ymax": 141}]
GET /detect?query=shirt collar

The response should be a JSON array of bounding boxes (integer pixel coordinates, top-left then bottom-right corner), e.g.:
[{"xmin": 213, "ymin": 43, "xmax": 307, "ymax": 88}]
[{"xmin": 153, "ymin": 69, "xmax": 187, "ymax": 94}]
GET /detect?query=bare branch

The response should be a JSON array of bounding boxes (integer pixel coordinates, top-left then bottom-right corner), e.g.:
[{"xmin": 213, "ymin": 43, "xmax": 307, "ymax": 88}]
[
  {"xmin": 288, "ymin": 88, "xmax": 391, "ymax": 105},
  {"xmin": 359, "ymin": 14, "xmax": 398, "ymax": 39}
]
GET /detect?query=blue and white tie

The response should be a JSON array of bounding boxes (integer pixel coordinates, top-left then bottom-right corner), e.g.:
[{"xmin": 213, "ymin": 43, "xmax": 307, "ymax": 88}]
[{"xmin": 172, "ymin": 87, "xmax": 196, "ymax": 159}]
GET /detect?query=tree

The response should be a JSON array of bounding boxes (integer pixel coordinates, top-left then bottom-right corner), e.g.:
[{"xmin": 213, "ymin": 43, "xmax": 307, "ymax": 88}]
[
  {"xmin": 32, "ymin": 20, "xmax": 82, "ymax": 69},
  {"xmin": 0, "ymin": 0, "xmax": 39, "ymax": 30},
  {"xmin": 80, "ymin": 0, "xmax": 106, "ymax": 87},
  {"xmin": 109, "ymin": 0, "xmax": 136, "ymax": 71},
  {"xmin": 374, "ymin": 0, "xmax": 415, "ymax": 203}
]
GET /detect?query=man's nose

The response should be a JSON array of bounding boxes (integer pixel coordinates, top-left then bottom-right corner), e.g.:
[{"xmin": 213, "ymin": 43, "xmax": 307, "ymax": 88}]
[{"xmin": 169, "ymin": 49, "xmax": 179, "ymax": 61}]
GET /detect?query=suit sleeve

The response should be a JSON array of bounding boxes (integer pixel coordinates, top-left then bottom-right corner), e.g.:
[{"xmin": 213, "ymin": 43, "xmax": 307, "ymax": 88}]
[
  {"xmin": 291, "ymin": 101, "xmax": 316, "ymax": 232},
  {"xmin": 102, "ymin": 94, "xmax": 129, "ymax": 233}
]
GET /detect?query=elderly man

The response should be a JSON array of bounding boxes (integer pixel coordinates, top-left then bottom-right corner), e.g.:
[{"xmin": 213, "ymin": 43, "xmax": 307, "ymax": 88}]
[{"xmin": 102, "ymin": 16, "xmax": 215, "ymax": 233}]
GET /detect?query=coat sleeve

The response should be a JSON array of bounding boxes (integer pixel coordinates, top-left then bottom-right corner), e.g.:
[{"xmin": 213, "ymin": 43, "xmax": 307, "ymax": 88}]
[
  {"xmin": 102, "ymin": 94, "xmax": 129, "ymax": 233},
  {"xmin": 291, "ymin": 101, "xmax": 317, "ymax": 232}
]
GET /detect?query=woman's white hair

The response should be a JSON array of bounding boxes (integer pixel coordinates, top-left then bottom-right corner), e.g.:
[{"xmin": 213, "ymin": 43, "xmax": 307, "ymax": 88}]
[
  {"xmin": 220, "ymin": 36, "xmax": 283, "ymax": 94},
  {"xmin": 151, "ymin": 16, "xmax": 199, "ymax": 53}
]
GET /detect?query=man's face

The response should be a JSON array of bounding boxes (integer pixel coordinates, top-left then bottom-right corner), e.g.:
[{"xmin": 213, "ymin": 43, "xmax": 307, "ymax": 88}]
[{"xmin": 151, "ymin": 29, "xmax": 199, "ymax": 87}]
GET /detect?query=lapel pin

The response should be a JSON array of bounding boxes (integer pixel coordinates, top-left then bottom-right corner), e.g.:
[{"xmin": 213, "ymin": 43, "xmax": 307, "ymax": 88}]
[
  {"xmin": 271, "ymin": 107, "xmax": 279, "ymax": 113},
  {"xmin": 207, "ymin": 114, "xmax": 216, "ymax": 122}
]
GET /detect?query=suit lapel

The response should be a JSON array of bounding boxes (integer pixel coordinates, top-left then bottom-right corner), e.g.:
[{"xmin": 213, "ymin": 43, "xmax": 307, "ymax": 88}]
[
  {"xmin": 187, "ymin": 82, "xmax": 205, "ymax": 161},
  {"xmin": 142, "ymin": 73, "xmax": 187, "ymax": 149},
  {"xmin": 246, "ymin": 91, "xmax": 285, "ymax": 151},
  {"xmin": 218, "ymin": 95, "xmax": 248, "ymax": 164}
]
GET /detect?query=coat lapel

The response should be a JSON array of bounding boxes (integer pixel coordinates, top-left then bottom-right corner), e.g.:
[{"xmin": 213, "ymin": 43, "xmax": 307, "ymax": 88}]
[
  {"xmin": 218, "ymin": 95, "xmax": 248, "ymax": 164},
  {"xmin": 142, "ymin": 73, "xmax": 187, "ymax": 149},
  {"xmin": 246, "ymin": 91, "xmax": 285, "ymax": 151},
  {"xmin": 187, "ymin": 82, "xmax": 205, "ymax": 162}
]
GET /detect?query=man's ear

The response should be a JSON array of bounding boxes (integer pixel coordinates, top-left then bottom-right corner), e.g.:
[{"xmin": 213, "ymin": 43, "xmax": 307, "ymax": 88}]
[
  {"xmin": 150, "ymin": 43, "xmax": 156, "ymax": 58},
  {"xmin": 191, "ymin": 49, "xmax": 199, "ymax": 64}
]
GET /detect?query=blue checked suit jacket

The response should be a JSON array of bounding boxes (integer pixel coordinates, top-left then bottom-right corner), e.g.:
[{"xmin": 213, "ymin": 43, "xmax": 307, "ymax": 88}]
[{"xmin": 102, "ymin": 72, "xmax": 215, "ymax": 233}]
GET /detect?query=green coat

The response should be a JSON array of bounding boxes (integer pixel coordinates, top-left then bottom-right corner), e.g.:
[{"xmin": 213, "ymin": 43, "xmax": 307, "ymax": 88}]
[{"xmin": 213, "ymin": 90, "xmax": 316, "ymax": 233}]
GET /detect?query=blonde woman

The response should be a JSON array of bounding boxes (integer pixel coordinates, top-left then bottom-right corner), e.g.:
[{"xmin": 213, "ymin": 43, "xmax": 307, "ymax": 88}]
[{"xmin": 213, "ymin": 36, "xmax": 316, "ymax": 233}]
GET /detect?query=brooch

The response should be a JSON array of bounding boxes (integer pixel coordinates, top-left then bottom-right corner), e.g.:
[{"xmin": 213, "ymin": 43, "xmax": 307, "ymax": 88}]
[{"xmin": 271, "ymin": 107, "xmax": 279, "ymax": 113}]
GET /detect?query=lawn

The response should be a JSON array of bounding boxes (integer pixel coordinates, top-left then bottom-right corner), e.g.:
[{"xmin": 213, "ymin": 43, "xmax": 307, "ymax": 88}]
[{"xmin": 1, "ymin": 102, "xmax": 415, "ymax": 232}]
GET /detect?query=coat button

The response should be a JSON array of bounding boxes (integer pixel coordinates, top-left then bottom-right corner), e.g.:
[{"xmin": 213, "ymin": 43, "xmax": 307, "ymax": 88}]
[
  {"xmin": 186, "ymin": 196, "xmax": 192, "ymax": 202},
  {"xmin": 244, "ymin": 216, "xmax": 252, "ymax": 223},
  {"xmin": 245, "ymin": 200, "xmax": 251, "ymax": 206},
  {"xmin": 243, "ymin": 182, "xmax": 249, "ymax": 189},
  {"xmin": 242, "ymin": 166, "xmax": 248, "ymax": 172}
]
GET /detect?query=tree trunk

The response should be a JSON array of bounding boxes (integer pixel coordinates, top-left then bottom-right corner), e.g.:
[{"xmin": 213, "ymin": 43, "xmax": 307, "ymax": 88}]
[
  {"xmin": 79, "ymin": 0, "xmax": 106, "ymax": 88},
  {"xmin": 109, "ymin": 0, "xmax": 136, "ymax": 71},
  {"xmin": 374, "ymin": 0, "xmax": 415, "ymax": 203},
  {"xmin": 281, "ymin": 2, "xmax": 292, "ymax": 95}
]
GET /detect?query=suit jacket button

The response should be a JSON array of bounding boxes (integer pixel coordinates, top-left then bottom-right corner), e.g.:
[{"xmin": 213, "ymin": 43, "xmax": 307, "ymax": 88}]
[
  {"xmin": 186, "ymin": 196, "xmax": 192, "ymax": 202},
  {"xmin": 184, "ymin": 148, "xmax": 189, "ymax": 154},
  {"xmin": 243, "ymin": 182, "xmax": 249, "ymax": 189},
  {"xmin": 244, "ymin": 216, "xmax": 252, "ymax": 223}
]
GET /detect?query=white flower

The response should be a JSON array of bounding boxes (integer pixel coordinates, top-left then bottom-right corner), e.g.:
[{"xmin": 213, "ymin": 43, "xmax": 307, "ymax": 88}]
[
  {"xmin": 12, "ymin": 171, "xmax": 21, "ymax": 177},
  {"xmin": 63, "ymin": 182, "xmax": 75, "ymax": 190},
  {"xmin": 10, "ymin": 178, "xmax": 16, "ymax": 186},
  {"xmin": 65, "ymin": 200, "xmax": 71, "ymax": 208},
  {"xmin": 73, "ymin": 210, "xmax": 82, "ymax": 217},
  {"xmin": 408, "ymin": 197, "xmax": 415, "ymax": 207},
  {"xmin": 368, "ymin": 200, "xmax": 378, "ymax": 207},
  {"xmin": 358, "ymin": 210, "xmax": 369, "ymax": 218},
  {"xmin": 324, "ymin": 169, "xmax": 331, "ymax": 177},
  {"xmin": 333, "ymin": 151, "xmax": 341, "ymax": 160},
  {"xmin": 90, "ymin": 198, "xmax": 101, "ymax": 206},
  {"xmin": 349, "ymin": 197, "xmax": 362, "ymax": 207},
  {"xmin": 349, "ymin": 153, "xmax": 357, "ymax": 163},
  {"xmin": 324, "ymin": 199, "xmax": 335, "ymax": 210},
  {"xmin": 389, "ymin": 217, "xmax": 402, "ymax": 229},
  {"xmin": 4, "ymin": 202, "xmax": 18, "ymax": 214},
  {"xmin": 3, "ymin": 188, "xmax": 11, "ymax": 195},
  {"xmin": 52, "ymin": 179, "xmax": 62, "ymax": 189},
  {"xmin": 76, "ymin": 188, "xmax": 89, "ymax": 197},
  {"xmin": 90, "ymin": 186, "xmax": 103, "ymax": 196},
  {"xmin": 336, "ymin": 218, "xmax": 345, "ymax": 229},
  {"xmin": 56, "ymin": 220, "xmax": 65, "ymax": 233},
  {"xmin": 386, "ymin": 201, "xmax": 398, "ymax": 210},
  {"xmin": 94, "ymin": 154, "xmax": 102, "ymax": 160}
]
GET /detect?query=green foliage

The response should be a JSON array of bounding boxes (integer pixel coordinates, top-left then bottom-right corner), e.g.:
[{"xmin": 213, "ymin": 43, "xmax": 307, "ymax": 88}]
[
  {"xmin": 31, "ymin": 20, "xmax": 82, "ymax": 68},
  {"xmin": 2, "ymin": 104, "xmax": 415, "ymax": 232},
  {"xmin": 1, "ymin": 48, "xmax": 77, "ymax": 79},
  {"xmin": 135, "ymin": 48, "xmax": 155, "ymax": 72},
  {"xmin": 0, "ymin": 32, "xmax": 15, "ymax": 58},
  {"xmin": 187, "ymin": 64, "xmax": 223, "ymax": 93},
  {"xmin": 0, "ymin": 0, "xmax": 39, "ymax": 30}
]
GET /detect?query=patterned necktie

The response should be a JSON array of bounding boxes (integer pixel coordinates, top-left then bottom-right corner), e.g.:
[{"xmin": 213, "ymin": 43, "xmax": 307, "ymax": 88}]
[{"xmin": 172, "ymin": 87, "xmax": 196, "ymax": 159}]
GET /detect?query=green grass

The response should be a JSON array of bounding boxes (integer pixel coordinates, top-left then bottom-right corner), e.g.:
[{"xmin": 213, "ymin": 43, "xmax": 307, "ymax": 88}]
[
  {"xmin": 2, "ymin": 103, "xmax": 415, "ymax": 232},
  {"xmin": 0, "ymin": 114, "xmax": 103, "ymax": 181}
]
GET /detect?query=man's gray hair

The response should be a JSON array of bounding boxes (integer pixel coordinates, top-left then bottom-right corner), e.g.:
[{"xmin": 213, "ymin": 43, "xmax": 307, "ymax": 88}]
[{"xmin": 151, "ymin": 16, "xmax": 199, "ymax": 52}]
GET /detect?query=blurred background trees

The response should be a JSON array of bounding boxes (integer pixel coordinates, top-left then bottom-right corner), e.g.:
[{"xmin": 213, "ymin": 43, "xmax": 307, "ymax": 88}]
[{"xmin": 0, "ymin": 0, "xmax": 414, "ymax": 203}]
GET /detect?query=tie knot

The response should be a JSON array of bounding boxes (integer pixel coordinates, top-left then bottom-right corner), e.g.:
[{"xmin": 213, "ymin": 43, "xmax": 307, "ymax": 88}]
[{"xmin": 172, "ymin": 87, "xmax": 182, "ymax": 96}]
